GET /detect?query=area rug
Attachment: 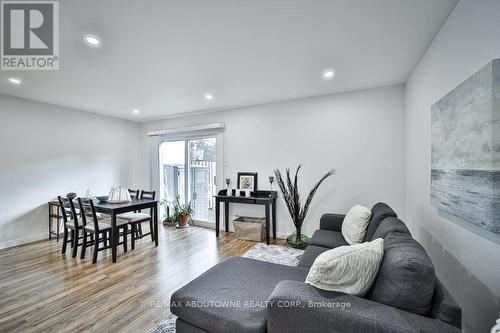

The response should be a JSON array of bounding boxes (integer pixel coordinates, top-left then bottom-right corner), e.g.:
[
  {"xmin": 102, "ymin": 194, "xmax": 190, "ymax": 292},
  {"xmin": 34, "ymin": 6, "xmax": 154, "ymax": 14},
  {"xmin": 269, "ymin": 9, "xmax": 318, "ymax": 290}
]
[
  {"xmin": 242, "ymin": 243, "xmax": 304, "ymax": 266},
  {"xmin": 146, "ymin": 243, "xmax": 303, "ymax": 332},
  {"xmin": 148, "ymin": 315, "xmax": 177, "ymax": 333},
  {"xmin": 147, "ymin": 317, "xmax": 176, "ymax": 333}
]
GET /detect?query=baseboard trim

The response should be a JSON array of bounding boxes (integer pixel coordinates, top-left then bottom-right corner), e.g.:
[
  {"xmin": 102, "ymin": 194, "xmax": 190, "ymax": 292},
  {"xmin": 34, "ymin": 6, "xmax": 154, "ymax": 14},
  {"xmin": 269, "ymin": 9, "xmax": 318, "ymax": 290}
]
[
  {"xmin": 191, "ymin": 221, "xmax": 288, "ymax": 240},
  {"xmin": 192, "ymin": 220, "xmax": 218, "ymax": 230},
  {"xmin": 0, "ymin": 227, "xmax": 289, "ymax": 250},
  {"xmin": 0, "ymin": 233, "xmax": 48, "ymax": 250}
]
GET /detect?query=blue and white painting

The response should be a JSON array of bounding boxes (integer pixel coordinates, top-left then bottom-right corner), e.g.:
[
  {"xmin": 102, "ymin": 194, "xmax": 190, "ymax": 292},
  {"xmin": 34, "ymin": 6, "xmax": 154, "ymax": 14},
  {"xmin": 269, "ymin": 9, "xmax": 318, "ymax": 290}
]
[{"xmin": 431, "ymin": 58, "xmax": 500, "ymax": 234}]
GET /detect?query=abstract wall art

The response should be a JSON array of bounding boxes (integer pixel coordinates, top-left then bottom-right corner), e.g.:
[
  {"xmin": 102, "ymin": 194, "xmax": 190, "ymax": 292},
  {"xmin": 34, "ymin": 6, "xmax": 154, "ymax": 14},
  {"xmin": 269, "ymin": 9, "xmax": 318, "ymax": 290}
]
[{"xmin": 431, "ymin": 58, "xmax": 500, "ymax": 234}]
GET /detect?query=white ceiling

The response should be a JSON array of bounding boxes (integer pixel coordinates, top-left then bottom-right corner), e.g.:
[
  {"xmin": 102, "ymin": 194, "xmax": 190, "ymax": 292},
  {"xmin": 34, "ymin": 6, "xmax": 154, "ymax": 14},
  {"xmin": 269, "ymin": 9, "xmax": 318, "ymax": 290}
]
[{"xmin": 0, "ymin": 0, "xmax": 457, "ymax": 121}]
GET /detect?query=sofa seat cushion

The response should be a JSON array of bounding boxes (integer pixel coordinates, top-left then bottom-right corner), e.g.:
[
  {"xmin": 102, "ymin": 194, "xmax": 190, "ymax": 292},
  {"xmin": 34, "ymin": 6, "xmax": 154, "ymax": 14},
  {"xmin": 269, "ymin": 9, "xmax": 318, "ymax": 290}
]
[
  {"xmin": 170, "ymin": 256, "xmax": 309, "ymax": 333},
  {"xmin": 309, "ymin": 230, "xmax": 348, "ymax": 249},
  {"xmin": 176, "ymin": 318, "xmax": 209, "ymax": 333},
  {"xmin": 268, "ymin": 281, "xmax": 461, "ymax": 333},
  {"xmin": 365, "ymin": 202, "xmax": 397, "ymax": 241},
  {"xmin": 298, "ymin": 245, "xmax": 330, "ymax": 268},
  {"xmin": 367, "ymin": 232, "xmax": 435, "ymax": 316}
]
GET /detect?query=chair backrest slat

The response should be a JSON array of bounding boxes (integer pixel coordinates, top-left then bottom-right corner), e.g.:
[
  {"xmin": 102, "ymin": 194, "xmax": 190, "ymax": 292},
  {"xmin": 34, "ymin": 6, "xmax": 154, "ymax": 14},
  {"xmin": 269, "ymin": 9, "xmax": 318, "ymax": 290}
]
[
  {"xmin": 78, "ymin": 198, "xmax": 100, "ymax": 232},
  {"xmin": 67, "ymin": 197, "xmax": 80, "ymax": 230},
  {"xmin": 141, "ymin": 190, "xmax": 156, "ymax": 200},
  {"xmin": 138, "ymin": 190, "xmax": 155, "ymax": 213},
  {"xmin": 128, "ymin": 189, "xmax": 140, "ymax": 199},
  {"xmin": 57, "ymin": 196, "xmax": 71, "ymax": 223}
]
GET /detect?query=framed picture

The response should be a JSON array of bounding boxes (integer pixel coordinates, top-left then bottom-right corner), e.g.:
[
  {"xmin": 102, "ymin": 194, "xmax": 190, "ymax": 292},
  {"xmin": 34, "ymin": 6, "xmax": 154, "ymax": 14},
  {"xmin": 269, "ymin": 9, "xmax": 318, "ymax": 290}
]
[
  {"xmin": 237, "ymin": 172, "xmax": 258, "ymax": 191},
  {"xmin": 431, "ymin": 58, "xmax": 500, "ymax": 234}
]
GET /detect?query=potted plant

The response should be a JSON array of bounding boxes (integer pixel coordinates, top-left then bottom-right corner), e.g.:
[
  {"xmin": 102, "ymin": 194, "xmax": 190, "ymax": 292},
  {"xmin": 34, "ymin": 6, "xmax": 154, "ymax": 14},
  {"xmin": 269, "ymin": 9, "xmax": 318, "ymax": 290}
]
[
  {"xmin": 174, "ymin": 198, "xmax": 194, "ymax": 228},
  {"xmin": 274, "ymin": 165, "xmax": 335, "ymax": 249}
]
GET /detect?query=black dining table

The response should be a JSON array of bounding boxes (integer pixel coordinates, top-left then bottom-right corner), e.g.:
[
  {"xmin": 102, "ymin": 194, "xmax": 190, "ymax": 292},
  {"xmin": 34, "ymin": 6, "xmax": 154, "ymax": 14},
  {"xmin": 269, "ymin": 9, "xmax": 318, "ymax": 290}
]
[{"xmin": 92, "ymin": 198, "xmax": 158, "ymax": 263}]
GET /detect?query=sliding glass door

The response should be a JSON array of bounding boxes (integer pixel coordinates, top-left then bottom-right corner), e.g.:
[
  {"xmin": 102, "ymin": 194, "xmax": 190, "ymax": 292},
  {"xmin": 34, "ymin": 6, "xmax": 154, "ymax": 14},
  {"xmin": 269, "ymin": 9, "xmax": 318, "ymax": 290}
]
[
  {"xmin": 159, "ymin": 140, "xmax": 186, "ymax": 209},
  {"xmin": 159, "ymin": 137, "xmax": 217, "ymax": 223},
  {"xmin": 187, "ymin": 138, "xmax": 216, "ymax": 222}
]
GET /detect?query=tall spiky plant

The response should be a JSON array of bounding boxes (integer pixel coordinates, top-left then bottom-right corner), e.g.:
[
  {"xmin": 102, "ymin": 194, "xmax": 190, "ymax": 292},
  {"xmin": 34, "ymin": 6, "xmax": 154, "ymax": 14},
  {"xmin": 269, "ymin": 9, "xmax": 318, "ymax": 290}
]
[{"xmin": 274, "ymin": 165, "xmax": 335, "ymax": 248}]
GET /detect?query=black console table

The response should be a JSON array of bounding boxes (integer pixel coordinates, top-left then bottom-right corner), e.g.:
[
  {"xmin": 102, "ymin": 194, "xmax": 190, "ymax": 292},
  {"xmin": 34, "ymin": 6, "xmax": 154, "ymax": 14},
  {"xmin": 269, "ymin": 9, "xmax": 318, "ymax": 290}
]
[
  {"xmin": 214, "ymin": 190, "xmax": 277, "ymax": 245},
  {"xmin": 48, "ymin": 200, "xmax": 64, "ymax": 241}
]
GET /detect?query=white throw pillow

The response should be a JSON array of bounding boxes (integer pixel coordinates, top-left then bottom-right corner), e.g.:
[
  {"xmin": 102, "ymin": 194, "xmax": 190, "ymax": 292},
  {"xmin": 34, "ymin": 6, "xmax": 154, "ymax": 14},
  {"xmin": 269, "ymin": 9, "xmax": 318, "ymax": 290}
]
[
  {"xmin": 341, "ymin": 204, "xmax": 372, "ymax": 244},
  {"xmin": 305, "ymin": 238, "xmax": 384, "ymax": 296}
]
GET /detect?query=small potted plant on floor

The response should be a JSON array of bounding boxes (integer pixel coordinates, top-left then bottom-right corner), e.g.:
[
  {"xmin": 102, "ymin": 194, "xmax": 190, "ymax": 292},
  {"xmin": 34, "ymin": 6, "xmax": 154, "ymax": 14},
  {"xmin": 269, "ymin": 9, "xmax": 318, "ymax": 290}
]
[
  {"xmin": 160, "ymin": 199, "xmax": 174, "ymax": 226},
  {"xmin": 274, "ymin": 165, "xmax": 335, "ymax": 249},
  {"xmin": 174, "ymin": 198, "xmax": 194, "ymax": 228}
]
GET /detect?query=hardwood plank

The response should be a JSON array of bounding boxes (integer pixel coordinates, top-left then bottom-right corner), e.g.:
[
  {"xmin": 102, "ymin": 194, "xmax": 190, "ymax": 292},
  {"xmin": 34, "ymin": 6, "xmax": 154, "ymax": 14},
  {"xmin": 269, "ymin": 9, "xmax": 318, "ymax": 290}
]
[{"xmin": 0, "ymin": 225, "xmax": 284, "ymax": 333}]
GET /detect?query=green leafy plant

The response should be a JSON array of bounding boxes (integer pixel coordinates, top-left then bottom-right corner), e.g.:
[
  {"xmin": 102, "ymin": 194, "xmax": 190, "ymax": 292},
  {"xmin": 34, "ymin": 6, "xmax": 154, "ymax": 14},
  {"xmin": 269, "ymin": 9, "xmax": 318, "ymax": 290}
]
[
  {"xmin": 274, "ymin": 165, "xmax": 335, "ymax": 249},
  {"xmin": 173, "ymin": 197, "xmax": 194, "ymax": 225},
  {"xmin": 174, "ymin": 199, "xmax": 194, "ymax": 216}
]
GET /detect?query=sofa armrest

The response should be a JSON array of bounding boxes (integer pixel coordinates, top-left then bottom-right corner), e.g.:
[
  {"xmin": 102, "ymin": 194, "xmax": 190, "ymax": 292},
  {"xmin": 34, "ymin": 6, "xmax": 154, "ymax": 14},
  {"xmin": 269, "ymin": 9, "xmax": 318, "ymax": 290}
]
[
  {"xmin": 267, "ymin": 281, "xmax": 460, "ymax": 333},
  {"xmin": 319, "ymin": 213, "xmax": 345, "ymax": 231},
  {"xmin": 431, "ymin": 279, "xmax": 462, "ymax": 329}
]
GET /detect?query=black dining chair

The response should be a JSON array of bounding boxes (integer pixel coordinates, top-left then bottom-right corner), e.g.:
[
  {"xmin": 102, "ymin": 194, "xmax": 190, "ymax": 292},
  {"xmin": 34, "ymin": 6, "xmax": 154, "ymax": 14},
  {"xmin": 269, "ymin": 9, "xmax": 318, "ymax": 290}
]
[
  {"xmin": 115, "ymin": 188, "xmax": 140, "ymax": 221},
  {"xmin": 63, "ymin": 196, "xmax": 86, "ymax": 258},
  {"xmin": 117, "ymin": 190, "xmax": 156, "ymax": 250},
  {"xmin": 58, "ymin": 196, "xmax": 80, "ymax": 256},
  {"xmin": 78, "ymin": 197, "xmax": 129, "ymax": 263}
]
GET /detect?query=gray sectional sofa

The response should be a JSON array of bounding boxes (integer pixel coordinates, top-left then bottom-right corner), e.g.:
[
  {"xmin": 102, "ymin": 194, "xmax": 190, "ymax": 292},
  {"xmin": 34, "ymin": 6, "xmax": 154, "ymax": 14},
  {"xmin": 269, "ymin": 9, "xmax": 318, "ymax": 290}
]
[{"xmin": 170, "ymin": 203, "xmax": 462, "ymax": 333}]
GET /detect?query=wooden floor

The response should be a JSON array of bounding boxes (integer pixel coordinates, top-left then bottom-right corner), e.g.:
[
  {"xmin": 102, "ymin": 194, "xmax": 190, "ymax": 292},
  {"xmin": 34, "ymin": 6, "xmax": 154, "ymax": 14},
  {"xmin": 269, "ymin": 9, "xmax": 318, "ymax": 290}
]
[{"xmin": 0, "ymin": 225, "xmax": 284, "ymax": 333}]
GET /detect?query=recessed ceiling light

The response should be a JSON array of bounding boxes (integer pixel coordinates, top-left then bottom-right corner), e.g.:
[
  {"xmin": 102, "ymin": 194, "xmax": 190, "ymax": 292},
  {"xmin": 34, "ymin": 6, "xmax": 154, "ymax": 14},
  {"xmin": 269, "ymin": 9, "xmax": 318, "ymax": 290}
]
[
  {"xmin": 322, "ymin": 69, "xmax": 335, "ymax": 80},
  {"xmin": 205, "ymin": 94, "xmax": 214, "ymax": 100},
  {"xmin": 8, "ymin": 77, "xmax": 21, "ymax": 85},
  {"xmin": 84, "ymin": 34, "xmax": 101, "ymax": 47},
  {"xmin": 132, "ymin": 109, "xmax": 140, "ymax": 114}
]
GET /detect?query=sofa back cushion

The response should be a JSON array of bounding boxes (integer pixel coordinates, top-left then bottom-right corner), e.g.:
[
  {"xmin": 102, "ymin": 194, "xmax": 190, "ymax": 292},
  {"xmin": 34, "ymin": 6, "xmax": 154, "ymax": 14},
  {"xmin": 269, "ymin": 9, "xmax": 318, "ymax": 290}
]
[
  {"xmin": 367, "ymin": 232, "xmax": 435, "ymax": 316},
  {"xmin": 366, "ymin": 203, "xmax": 397, "ymax": 241},
  {"xmin": 371, "ymin": 217, "xmax": 411, "ymax": 240}
]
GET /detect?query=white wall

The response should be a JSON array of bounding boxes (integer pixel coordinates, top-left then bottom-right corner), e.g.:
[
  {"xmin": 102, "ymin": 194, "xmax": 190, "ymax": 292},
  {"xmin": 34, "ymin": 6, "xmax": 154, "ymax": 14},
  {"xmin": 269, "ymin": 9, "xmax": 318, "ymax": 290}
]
[
  {"xmin": 0, "ymin": 95, "xmax": 140, "ymax": 249},
  {"xmin": 139, "ymin": 85, "xmax": 406, "ymax": 238},
  {"xmin": 405, "ymin": 0, "xmax": 500, "ymax": 331}
]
